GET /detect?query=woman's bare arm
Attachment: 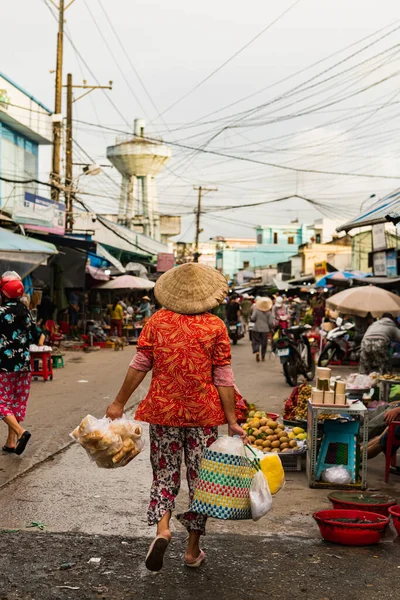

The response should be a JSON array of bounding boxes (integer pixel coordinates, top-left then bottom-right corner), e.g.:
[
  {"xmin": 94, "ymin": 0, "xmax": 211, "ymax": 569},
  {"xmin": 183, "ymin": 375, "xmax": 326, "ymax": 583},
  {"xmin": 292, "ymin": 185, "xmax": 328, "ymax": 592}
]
[
  {"xmin": 106, "ymin": 368, "xmax": 147, "ymax": 420},
  {"xmin": 216, "ymin": 386, "xmax": 248, "ymax": 443}
]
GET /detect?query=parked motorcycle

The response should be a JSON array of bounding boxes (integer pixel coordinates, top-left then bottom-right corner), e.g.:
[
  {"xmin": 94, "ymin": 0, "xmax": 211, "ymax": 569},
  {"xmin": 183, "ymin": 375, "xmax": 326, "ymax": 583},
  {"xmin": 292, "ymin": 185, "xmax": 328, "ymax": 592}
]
[
  {"xmin": 227, "ymin": 321, "xmax": 245, "ymax": 345},
  {"xmin": 273, "ymin": 325, "xmax": 315, "ymax": 387},
  {"xmin": 318, "ymin": 319, "xmax": 362, "ymax": 367}
]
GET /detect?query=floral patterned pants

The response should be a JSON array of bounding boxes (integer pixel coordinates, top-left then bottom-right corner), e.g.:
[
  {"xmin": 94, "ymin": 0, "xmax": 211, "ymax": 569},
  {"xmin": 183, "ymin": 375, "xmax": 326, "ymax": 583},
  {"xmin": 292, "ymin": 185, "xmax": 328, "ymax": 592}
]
[
  {"xmin": 148, "ymin": 424, "xmax": 218, "ymax": 534},
  {"xmin": 0, "ymin": 372, "xmax": 32, "ymax": 422}
]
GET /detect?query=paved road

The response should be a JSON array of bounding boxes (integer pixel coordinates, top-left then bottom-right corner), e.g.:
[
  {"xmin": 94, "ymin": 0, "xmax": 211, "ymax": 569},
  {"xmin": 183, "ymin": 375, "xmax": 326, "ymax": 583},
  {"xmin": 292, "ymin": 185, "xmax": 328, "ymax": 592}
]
[
  {"xmin": 0, "ymin": 531, "xmax": 399, "ymax": 600},
  {"xmin": 0, "ymin": 337, "xmax": 290, "ymax": 489},
  {"xmin": 0, "ymin": 348, "xmax": 147, "ymax": 488}
]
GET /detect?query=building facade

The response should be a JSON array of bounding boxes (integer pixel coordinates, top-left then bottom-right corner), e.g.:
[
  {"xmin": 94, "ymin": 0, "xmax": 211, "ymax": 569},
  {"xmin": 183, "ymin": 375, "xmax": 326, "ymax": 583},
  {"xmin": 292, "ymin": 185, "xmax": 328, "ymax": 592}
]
[
  {"xmin": 217, "ymin": 224, "xmax": 313, "ymax": 278},
  {"xmin": 0, "ymin": 72, "xmax": 56, "ymax": 228}
]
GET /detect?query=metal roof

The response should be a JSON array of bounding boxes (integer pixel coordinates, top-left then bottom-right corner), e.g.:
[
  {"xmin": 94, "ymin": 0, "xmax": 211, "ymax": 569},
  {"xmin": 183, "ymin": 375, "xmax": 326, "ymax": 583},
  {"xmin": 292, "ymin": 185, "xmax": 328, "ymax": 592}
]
[
  {"xmin": 72, "ymin": 212, "xmax": 168, "ymax": 257},
  {"xmin": 338, "ymin": 189, "xmax": 400, "ymax": 232}
]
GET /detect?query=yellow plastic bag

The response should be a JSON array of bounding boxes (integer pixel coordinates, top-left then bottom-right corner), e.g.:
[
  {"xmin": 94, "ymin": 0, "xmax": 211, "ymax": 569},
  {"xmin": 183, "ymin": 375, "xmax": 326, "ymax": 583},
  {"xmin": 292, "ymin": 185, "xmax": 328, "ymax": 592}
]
[{"xmin": 260, "ymin": 453, "xmax": 285, "ymax": 495}]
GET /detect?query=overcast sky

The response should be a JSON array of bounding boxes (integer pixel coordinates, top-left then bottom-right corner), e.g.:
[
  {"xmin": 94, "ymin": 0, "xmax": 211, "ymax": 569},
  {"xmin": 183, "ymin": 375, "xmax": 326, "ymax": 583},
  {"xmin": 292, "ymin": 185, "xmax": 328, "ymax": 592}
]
[{"xmin": 3, "ymin": 0, "xmax": 400, "ymax": 241}]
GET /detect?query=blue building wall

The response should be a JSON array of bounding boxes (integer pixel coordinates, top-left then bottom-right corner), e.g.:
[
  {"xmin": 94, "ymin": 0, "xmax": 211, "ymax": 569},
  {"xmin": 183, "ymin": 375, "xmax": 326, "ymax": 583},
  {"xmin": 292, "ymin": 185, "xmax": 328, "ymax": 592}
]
[
  {"xmin": 217, "ymin": 224, "xmax": 314, "ymax": 277},
  {"xmin": 0, "ymin": 122, "xmax": 39, "ymax": 208}
]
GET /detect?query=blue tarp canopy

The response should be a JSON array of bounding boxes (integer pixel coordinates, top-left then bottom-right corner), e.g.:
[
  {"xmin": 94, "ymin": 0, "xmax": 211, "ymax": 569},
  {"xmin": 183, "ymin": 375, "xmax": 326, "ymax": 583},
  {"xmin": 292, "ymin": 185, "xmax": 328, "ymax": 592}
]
[
  {"xmin": 338, "ymin": 189, "xmax": 400, "ymax": 232},
  {"xmin": 0, "ymin": 228, "xmax": 57, "ymax": 278},
  {"xmin": 315, "ymin": 271, "xmax": 371, "ymax": 288}
]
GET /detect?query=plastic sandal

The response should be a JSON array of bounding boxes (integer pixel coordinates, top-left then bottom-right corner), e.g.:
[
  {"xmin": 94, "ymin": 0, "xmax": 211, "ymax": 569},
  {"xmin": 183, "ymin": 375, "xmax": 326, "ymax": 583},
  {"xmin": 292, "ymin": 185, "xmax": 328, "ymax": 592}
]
[
  {"xmin": 185, "ymin": 550, "xmax": 206, "ymax": 568},
  {"xmin": 15, "ymin": 431, "xmax": 31, "ymax": 456},
  {"xmin": 145, "ymin": 535, "xmax": 170, "ymax": 572},
  {"xmin": 2, "ymin": 446, "xmax": 15, "ymax": 453}
]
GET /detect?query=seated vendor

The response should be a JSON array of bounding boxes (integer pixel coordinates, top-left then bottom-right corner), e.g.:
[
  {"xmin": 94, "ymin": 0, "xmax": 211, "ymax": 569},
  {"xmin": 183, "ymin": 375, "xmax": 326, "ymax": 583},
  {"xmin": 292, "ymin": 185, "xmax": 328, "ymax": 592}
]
[
  {"xmin": 137, "ymin": 296, "xmax": 152, "ymax": 319},
  {"xmin": 367, "ymin": 405, "xmax": 400, "ymax": 465}
]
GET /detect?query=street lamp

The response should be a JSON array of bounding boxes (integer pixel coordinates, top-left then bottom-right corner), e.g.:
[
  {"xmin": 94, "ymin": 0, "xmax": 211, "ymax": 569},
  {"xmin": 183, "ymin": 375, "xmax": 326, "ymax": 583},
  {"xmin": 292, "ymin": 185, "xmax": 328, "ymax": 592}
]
[{"xmin": 82, "ymin": 163, "xmax": 102, "ymax": 177}]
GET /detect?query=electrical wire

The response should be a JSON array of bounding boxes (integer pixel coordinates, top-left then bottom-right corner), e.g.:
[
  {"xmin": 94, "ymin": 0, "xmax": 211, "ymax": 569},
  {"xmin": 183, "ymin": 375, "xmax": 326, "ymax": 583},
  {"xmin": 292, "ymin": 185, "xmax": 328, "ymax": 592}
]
[
  {"xmin": 154, "ymin": 0, "xmax": 304, "ymax": 120},
  {"xmin": 70, "ymin": 119, "xmax": 400, "ymax": 180}
]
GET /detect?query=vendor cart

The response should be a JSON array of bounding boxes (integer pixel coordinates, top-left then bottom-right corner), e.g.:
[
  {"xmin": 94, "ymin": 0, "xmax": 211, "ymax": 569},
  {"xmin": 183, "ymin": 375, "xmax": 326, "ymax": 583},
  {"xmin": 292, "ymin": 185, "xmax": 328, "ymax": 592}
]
[{"xmin": 306, "ymin": 400, "xmax": 368, "ymax": 490}]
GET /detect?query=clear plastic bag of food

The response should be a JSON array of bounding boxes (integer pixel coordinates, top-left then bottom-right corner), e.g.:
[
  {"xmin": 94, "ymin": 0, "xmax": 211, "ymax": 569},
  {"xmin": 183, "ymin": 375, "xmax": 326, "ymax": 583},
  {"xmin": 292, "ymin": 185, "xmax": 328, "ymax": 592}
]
[{"xmin": 70, "ymin": 414, "xmax": 144, "ymax": 469}]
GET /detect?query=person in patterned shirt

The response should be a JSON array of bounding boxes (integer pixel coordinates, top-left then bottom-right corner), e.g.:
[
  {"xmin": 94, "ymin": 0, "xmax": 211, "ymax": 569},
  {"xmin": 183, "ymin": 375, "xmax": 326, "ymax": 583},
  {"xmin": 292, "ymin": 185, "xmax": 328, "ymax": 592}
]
[
  {"xmin": 106, "ymin": 263, "xmax": 248, "ymax": 572},
  {"xmin": 0, "ymin": 272, "xmax": 42, "ymax": 455}
]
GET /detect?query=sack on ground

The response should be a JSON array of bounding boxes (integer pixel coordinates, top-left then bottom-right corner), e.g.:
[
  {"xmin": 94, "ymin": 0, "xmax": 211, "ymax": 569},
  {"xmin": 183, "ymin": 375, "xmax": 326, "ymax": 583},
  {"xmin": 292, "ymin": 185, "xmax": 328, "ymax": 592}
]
[
  {"xmin": 191, "ymin": 436, "xmax": 256, "ymax": 520},
  {"xmin": 250, "ymin": 470, "xmax": 272, "ymax": 521},
  {"xmin": 321, "ymin": 465, "xmax": 352, "ymax": 484},
  {"xmin": 70, "ymin": 414, "xmax": 144, "ymax": 469}
]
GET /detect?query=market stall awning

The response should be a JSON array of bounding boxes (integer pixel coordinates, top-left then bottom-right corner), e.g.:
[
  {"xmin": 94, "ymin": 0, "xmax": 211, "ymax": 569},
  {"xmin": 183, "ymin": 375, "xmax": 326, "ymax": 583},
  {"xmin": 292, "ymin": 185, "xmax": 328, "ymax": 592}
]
[
  {"xmin": 337, "ymin": 189, "xmax": 400, "ymax": 232},
  {"xmin": 73, "ymin": 211, "xmax": 168, "ymax": 257},
  {"xmin": 96, "ymin": 274, "xmax": 155, "ymax": 290},
  {"xmin": 96, "ymin": 244, "xmax": 126, "ymax": 273},
  {"xmin": 315, "ymin": 271, "xmax": 371, "ymax": 288},
  {"xmin": 85, "ymin": 265, "xmax": 110, "ymax": 281},
  {"xmin": 326, "ymin": 285, "xmax": 400, "ymax": 318},
  {"xmin": 0, "ymin": 228, "xmax": 58, "ymax": 278}
]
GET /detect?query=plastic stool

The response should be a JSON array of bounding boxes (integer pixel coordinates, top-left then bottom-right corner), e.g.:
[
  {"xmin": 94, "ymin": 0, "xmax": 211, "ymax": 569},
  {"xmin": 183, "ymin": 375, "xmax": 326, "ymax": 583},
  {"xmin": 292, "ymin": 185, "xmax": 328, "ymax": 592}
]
[
  {"xmin": 316, "ymin": 420, "xmax": 359, "ymax": 483},
  {"xmin": 385, "ymin": 421, "xmax": 400, "ymax": 483},
  {"xmin": 52, "ymin": 355, "xmax": 64, "ymax": 368},
  {"xmin": 30, "ymin": 352, "xmax": 53, "ymax": 382}
]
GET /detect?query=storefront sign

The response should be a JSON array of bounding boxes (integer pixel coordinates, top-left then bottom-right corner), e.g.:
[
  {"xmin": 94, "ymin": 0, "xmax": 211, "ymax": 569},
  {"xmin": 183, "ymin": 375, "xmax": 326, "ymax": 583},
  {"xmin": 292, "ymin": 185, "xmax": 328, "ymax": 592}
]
[
  {"xmin": 13, "ymin": 192, "xmax": 65, "ymax": 235},
  {"xmin": 386, "ymin": 249, "xmax": 398, "ymax": 277},
  {"xmin": 372, "ymin": 223, "xmax": 386, "ymax": 251},
  {"xmin": 314, "ymin": 260, "xmax": 327, "ymax": 278},
  {"xmin": 373, "ymin": 251, "xmax": 387, "ymax": 276},
  {"xmin": 156, "ymin": 253, "xmax": 175, "ymax": 272}
]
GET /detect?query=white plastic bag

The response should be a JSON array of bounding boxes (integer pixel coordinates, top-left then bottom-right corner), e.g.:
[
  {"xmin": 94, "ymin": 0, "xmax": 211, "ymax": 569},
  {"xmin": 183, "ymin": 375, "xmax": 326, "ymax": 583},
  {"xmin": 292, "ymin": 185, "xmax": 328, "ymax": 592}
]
[
  {"xmin": 70, "ymin": 414, "xmax": 144, "ymax": 469},
  {"xmin": 321, "ymin": 465, "xmax": 352, "ymax": 484},
  {"xmin": 250, "ymin": 470, "xmax": 272, "ymax": 521},
  {"xmin": 209, "ymin": 436, "xmax": 244, "ymax": 456}
]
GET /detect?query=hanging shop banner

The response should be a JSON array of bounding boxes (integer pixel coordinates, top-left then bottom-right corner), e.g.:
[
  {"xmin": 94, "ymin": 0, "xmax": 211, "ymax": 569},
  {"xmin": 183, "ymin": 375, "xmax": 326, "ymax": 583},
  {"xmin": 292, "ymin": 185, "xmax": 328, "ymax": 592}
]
[
  {"xmin": 386, "ymin": 249, "xmax": 398, "ymax": 277},
  {"xmin": 372, "ymin": 223, "xmax": 387, "ymax": 251},
  {"xmin": 156, "ymin": 252, "xmax": 175, "ymax": 272},
  {"xmin": 373, "ymin": 251, "xmax": 387, "ymax": 276},
  {"xmin": 13, "ymin": 192, "xmax": 65, "ymax": 235},
  {"xmin": 314, "ymin": 260, "xmax": 327, "ymax": 278}
]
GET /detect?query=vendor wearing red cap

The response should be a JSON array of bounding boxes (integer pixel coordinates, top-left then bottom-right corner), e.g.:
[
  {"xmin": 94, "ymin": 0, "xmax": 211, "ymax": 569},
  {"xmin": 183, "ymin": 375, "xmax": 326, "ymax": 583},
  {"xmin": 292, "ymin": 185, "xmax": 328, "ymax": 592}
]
[{"xmin": 0, "ymin": 271, "xmax": 43, "ymax": 454}]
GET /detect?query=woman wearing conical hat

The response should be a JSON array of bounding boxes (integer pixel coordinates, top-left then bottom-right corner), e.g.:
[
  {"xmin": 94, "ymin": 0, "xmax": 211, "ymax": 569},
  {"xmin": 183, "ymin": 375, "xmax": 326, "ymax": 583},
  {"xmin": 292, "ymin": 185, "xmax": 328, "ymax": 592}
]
[
  {"xmin": 106, "ymin": 263, "xmax": 248, "ymax": 572},
  {"xmin": 250, "ymin": 297, "xmax": 274, "ymax": 362}
]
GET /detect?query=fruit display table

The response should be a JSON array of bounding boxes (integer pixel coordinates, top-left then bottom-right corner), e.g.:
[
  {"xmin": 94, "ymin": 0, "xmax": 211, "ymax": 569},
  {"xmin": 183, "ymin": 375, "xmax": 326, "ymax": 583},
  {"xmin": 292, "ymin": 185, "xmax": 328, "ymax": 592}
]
[{"xmin": 306, "ymin": 400, "xmax": 368, "ymax": 490}]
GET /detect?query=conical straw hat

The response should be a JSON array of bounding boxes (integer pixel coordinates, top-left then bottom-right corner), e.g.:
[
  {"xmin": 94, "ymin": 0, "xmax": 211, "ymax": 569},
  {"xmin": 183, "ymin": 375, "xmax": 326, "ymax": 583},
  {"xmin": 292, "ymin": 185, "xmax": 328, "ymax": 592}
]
[
  {"xmin": 256, "ymin": 297, "xmax": 272, "ymax": 312},
  {"xmin": 155, "ymin": 263, "xmax": 228, "ymax": 315}
]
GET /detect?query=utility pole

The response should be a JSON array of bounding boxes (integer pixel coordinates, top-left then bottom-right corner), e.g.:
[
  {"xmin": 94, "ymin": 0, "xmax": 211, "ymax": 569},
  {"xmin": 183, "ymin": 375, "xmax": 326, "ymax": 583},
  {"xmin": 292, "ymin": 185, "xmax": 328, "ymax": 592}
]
[
  {"xmin": 64, "ymin": 74, "xmax": 113, "ymax": 232},
  {"xmin": 65, "ymin": 73, "xmax": 73, "ymax": 231},
  {"xmin": 193, "ymin": 186, "xmax": 218, "ymax": 262},
  {"xmin": 51, "ymin": 0, "xmax": 65, "ymax": 201},
  {"xmin": 50, "ymin": 0, "xmax": 77, "ymax": 202}
]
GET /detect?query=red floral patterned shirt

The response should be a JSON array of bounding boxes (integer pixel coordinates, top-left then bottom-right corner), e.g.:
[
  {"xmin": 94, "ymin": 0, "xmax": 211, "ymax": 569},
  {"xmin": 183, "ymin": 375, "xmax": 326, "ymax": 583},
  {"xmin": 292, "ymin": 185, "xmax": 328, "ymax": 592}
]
[{"xmin": 134, "ymin": 309, "xmax": 231, "ymax": 427}]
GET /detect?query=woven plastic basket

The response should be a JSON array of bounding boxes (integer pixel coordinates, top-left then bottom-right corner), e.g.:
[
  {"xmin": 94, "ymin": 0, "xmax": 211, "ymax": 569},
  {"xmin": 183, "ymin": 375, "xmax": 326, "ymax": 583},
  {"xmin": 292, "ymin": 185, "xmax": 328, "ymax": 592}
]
[{"xmin": 191, "ymin": 448, "xmax": 257, "ymax": 520}]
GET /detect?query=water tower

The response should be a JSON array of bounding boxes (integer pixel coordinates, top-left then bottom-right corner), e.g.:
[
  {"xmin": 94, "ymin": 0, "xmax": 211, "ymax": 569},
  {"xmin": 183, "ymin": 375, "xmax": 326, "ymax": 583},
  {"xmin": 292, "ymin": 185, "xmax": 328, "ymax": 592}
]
[{"xmin": 106, "ymin": 118, "xmax": 171, "ymax": 240}]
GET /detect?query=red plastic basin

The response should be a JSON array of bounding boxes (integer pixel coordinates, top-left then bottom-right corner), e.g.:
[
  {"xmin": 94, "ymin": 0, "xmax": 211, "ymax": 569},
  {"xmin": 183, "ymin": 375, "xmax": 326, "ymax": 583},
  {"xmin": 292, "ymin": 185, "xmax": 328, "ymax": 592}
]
[
  {"xmin": 389, "ymin": 505, "xmax": 400, "ymax": 536},
  {"xmin": 328, "ymin": 491, "xmax": 397, "ymax": 517},
  {"xmin": 267, "ymin": 413, "xmax": 279, "ymax": 421},
  {"xmin": 313, "ymin": 509, "xmax": 389, "ymax": 546}
]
